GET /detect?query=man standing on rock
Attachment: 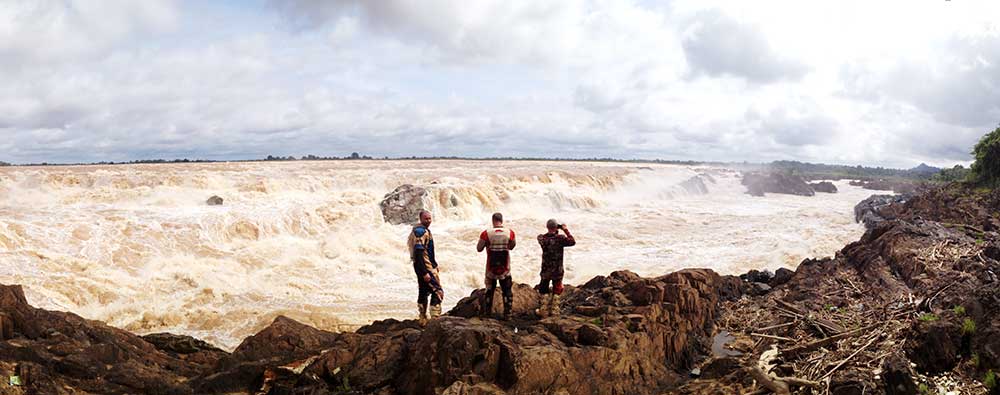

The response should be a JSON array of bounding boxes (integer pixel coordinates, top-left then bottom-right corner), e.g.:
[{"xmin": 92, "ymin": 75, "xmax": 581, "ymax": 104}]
[
  {"xmin": 536, "ymin": 219, "xmax": 575, "ymax": 317},
  {"xmin": 477, "ymin": 212, "xmax": 516, "ymax": 320},
  {"xmin": 409, "ymin": 210, "xmax": 443, "ymax": 326}
]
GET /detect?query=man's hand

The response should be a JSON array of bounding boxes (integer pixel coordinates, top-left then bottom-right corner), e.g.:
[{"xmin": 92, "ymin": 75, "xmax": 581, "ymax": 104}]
[{"xmin": 423, "ymin": 273, "xmax": 431, "ymax": 282}]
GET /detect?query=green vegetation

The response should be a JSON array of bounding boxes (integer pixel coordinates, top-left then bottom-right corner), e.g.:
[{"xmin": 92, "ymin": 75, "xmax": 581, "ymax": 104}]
[
  {"xmin": 768, "ymin": 160, "xmax": 938, "ymax": 181},
  {"xmin": 985, "ymin": 370, "xmax": 997, "ymax": 390},
  {"xmin": 591, "ymin": 317, "xmax": 604, "ymax": 326},
  {"xmin": 918, "ymin": 382, "xmax": 933, "ymax": 394},
  {"xmin": 962, "ymin": 318, "xmax": 977, "ymax": 336},
  {"xmin": 953, "ymin": 305, "xmax": 966, "ymax": 316},
  {"xmin": 971, "ymin": 353, "xmax": 981, "ymax": 367},
  {"xmin": 932, "ymin": 164, "xmax": 971, "ymax": 183},
  {"xmin": 971, "ymin": 126, "xmax": 1000, "ymax": 188},
  {"xmin": 918, "ymin": 313, "xmax": 939, "ymax": 322},
  {"xmin": 336, "ymin": 376, "xmax": 353, "ymax": 394}
]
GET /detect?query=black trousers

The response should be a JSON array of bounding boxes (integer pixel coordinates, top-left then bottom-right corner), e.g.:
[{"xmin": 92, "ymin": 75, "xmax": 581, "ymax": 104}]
[
  {"xmin": 417, "ymin": 274, "xmax": 443, "ymax": 306},
  {"xmin": 483, "ymin": 276, "xmax": 513, "ymax": 313}
]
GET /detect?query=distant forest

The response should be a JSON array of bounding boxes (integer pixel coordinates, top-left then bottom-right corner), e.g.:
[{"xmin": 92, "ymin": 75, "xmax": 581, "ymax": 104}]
[{"xmin": 0, "ymin": 155, "xmax": 963, "ymax": 182}]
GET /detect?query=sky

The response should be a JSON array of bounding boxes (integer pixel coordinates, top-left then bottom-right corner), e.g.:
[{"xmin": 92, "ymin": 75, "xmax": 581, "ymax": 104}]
[{"xmin": 2, "ymin": 0, "xmax": 1000, "ymax": 167}]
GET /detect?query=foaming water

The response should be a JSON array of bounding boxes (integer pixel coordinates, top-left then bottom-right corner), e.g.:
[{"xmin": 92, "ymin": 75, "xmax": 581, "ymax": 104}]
[{"xmin": 0, "ymin": 160, "xmax": 868, "ymax": 349}]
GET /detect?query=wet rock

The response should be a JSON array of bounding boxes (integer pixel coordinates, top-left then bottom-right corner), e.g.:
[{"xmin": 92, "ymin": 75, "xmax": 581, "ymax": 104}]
[
  {"xmin": 853, "ymin": 194, "xmax": 907, "ymax": 229},
  {"xmin": 882, "ymin": 353, "xmax": 918, "ymax": 395},
  {"xmin": 741, "ymin": 172, "xmax": 815, "ymax": 197},
  {"xmin": 769, "ymin": 267, "xmax": 794, "ymax": 287},
  {"xmin": 379, "ymin": 184, "xmax": 429, "ymax": 225},
  {"xmin": 810, "ymin": 181, "xmax": 838, "ymax": 193},
  {"xmin": 206, "ymin": 195, "xmax": 224, "ymax": 205},
  {"xmin": 740, "ymin": 269, "xmax": 773, "ymax": 284}
]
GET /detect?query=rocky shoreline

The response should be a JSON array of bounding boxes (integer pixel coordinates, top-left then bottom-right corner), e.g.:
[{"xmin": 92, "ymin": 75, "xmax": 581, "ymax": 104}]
[{"xmin": 2, "ymin": 183, "xmax": 999, "ymax": 394}]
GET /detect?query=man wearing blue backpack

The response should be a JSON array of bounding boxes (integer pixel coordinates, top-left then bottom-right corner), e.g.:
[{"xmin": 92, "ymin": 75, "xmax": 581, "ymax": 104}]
[{"xmin": 408, "ymin": 210, "xmax": 443, "ymax": 326}]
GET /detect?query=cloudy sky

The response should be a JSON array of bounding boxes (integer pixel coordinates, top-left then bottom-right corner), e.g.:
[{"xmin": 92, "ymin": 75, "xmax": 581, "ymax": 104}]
[{"xmin": 2, "ymin": 0, "xmax": 999, "ymax": 167}]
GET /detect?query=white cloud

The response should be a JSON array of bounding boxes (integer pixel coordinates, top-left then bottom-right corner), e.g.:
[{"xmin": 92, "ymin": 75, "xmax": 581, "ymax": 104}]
[{"xmin": 0, "ymin": 0, "xmax": 998, "ymax": 167}]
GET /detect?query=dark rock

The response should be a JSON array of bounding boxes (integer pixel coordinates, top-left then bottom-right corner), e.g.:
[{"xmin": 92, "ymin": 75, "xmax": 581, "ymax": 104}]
[
  {"xmin": 769, "ymin": 267, "xmax": 794, "ymax": 287},
  {"xmin": 379, "ymin": 184, "xmax": 429, "ymax": 225},
  {"xmin": 700, "ymin": 357, "xmax": 740, "ymax": 379},
  {"xmin": 882, "ymin": 353, "xmax": 918, "ymax": 395},
  {"xmin": 143, "ymin": 332, "xmax": 224, "ymax": 355},
  {"xmin": 575, "ymin": 323, "xmax": 607, "ymax": 346},
  {"xmin": 196, "ymin": 316, "xmax": 341, "ymax": 393},
  {"xmin": 853, "ymin": 194, "xmax": 907, "ymax": 229},
  {"xmin": 830, "ymin": 370, "xmax": 867, "ymax": 395},
  {"xmin": 206, "ymin": 195, "xmax": 224, "ymax": 205},
  {"xmin": 448, "ymin": 283, "xmax": 541, "ymax": 319},
  {"xmin": 0, "ymin": 284, "xmax": 219, "ymax": 394},
  {"xmin": 749, "ymin": 282, "xmax": 772, "ymax": 295},
  {"xmin": 809, "ymin": 181, "xmax": 838, "ymax": 193},
  {"xmin": 740, "ymin": 269, "xmax": 773, "ymax": 284},
  {"xmin": 741, "ymin": 172, "xmax": 815, "ymax": 197},
  {"xmin": 905, "ymin": 319, "xmax": 961, "ymax": 374}
]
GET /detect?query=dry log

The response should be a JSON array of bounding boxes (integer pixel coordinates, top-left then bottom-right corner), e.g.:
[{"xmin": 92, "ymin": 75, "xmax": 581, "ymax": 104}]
[{"xmin": 781, "ymin": 324, "xmax": 879, "ymax": 359}]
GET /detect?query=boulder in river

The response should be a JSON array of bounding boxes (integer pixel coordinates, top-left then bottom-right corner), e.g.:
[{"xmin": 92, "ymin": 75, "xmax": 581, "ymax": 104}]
[
  {"xmin": 380, "ymin": 184, "xmax": 429, "ymax": 225},
  {"xmin": 809, "ymin": 181, "xmax": 838, "ymax": 193},
  {"xmin": 206, "ymin": 195, "xmax": 224, "ymax": 206},
  {"xmin": 741, "ymin": 172, "xmax": 815, "ymax": 197}
]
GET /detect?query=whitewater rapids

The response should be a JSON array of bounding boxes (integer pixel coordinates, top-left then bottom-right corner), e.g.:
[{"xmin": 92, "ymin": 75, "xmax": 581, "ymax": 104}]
[{"xmin": 0, "ymin": 160, "xmax": 870, "ymax": 350}]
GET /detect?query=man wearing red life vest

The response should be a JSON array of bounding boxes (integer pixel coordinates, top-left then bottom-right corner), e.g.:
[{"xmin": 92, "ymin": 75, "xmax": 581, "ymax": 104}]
[{"xmin": 476, "ymin": 212, "xmax": 516, "ymax": 320}]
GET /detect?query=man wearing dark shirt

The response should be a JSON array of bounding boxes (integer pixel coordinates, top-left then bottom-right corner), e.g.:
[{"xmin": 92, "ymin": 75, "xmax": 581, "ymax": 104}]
[
  {"xmin": 408, "ymin": 210, "xmax": 443, "ymax": 325},
  {"xmin": 536, "ymin": 218, "xmax": 575, "ymax": 317}
]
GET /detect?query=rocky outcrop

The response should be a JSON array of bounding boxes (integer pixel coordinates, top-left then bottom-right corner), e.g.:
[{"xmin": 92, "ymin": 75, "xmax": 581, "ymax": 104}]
[
  {"xmin": 853, "ymin": 194, "xmax": 907, "ymax": 229},
  {"xmin": 741, "ymin": 172, "xmax": 815, "ymax": 197},
  {"xmin": 809, "ymin": 181, "xmax": 838, "ymax": 193},
  {"xmin": 0, "ymin": 268, "xmax": 737, "ymax": 395},
  {"xmin": 380, "ymin": 184, "xmax": 429, "ymax": 225},
  {"xmin": 206, "ymin": 195, "xmax": 224, "ymax": 206},
  {"xmin": 0, "ymin": 284, "xmax": 215, "ymax": 394},
  {"xmin": 676, "ymin": 182, "xmax": 1000, "ymax": 393},
  {"xmin": 254, "ymin": 269, "xmax": 734, "ymax": 395}
]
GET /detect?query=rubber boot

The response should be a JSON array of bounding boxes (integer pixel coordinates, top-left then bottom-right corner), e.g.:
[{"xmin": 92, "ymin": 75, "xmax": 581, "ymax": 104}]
[
  {"xmin": 535, "ymin": 293, "xmax": 550, "ymax": 318},
  {"xmin": 550, "ymin": 294, "xmax": 561, "ymax": 317},
  {"xmin": 502, "ymin": 295, "xmax": 513, "ymax": 321},
  {"xmin": 481, "ymin": 290, "xmax": 495, "ymax": 318},
  {"xmin": 429, "ymin": 304, "xmax": 442, "ymax": 319},
  {"xmin": 418, "ymin": 304, "xmax": 428, "ymax": 326}
]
